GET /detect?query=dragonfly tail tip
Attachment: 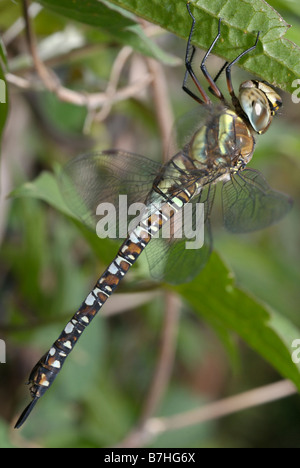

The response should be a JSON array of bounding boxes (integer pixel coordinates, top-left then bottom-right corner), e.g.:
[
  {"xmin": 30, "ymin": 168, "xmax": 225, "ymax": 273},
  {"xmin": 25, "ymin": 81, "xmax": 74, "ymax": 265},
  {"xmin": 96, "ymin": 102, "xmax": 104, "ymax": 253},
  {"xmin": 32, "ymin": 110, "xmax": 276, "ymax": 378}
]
[{"xmin": 14, "ymin": 397, "xmax": 39, "ymax": 429}]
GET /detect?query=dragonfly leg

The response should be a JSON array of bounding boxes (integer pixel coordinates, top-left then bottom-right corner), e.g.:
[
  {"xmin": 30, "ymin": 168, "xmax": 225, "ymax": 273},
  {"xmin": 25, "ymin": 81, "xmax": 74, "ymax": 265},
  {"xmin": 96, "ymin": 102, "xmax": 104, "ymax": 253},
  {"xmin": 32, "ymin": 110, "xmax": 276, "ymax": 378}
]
[
  {"xmin": 183, "ymin": 2, "xmax": 212, "ymax": 105},
  {"xmin": 200, "ymin": 18, "xmax": 226, "ymax": 101},
  {"xmin": 210, "ymin": 61, "xmax": 228, "ymax": 86},
  {"xmin": 225, "ymin": 31, "xmax": 261, "ymax": 102}
]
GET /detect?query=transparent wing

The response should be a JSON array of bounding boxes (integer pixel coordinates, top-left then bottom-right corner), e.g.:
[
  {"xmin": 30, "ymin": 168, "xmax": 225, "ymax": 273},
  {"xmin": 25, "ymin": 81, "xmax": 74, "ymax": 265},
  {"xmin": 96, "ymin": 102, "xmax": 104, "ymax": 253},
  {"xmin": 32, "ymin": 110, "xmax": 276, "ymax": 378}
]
[
  {"xmin": 59, "ymin": 150, "xmax": 163, "ymax": 236},
  {"xmin": 167, "ymin": 105, "xmax": 217, "ymax": 159},
  {"xmin": 222, "ymin": 168, "xmax": 293, "ymax": 233},
  {"xmin": 145, "ymin": 184, "xmax": 216, "ymax": 284}
]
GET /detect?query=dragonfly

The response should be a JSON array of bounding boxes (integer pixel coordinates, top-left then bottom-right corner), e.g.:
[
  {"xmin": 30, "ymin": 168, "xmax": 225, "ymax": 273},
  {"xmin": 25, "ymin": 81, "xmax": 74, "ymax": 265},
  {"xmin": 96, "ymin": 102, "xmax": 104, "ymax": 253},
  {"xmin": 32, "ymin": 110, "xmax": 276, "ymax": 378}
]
[{"xmin": 15, "ymin": 2, "xmax": 292, "ymax": 428}]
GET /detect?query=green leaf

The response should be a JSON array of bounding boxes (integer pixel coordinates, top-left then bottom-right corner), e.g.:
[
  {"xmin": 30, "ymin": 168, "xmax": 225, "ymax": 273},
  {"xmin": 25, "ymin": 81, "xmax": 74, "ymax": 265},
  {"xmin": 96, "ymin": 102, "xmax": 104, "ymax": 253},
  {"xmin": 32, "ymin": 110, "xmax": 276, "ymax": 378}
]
[
  {"xmin": 172, "ymin": 252, "xmax": 300, "ymax": 391},
  {"xmin": 36, "ymin": 0, "xmax": 179, "ymax": 65},
  {"xmin": 10, "ymin": 170, "xmax": 118, "ymax": 265},
  {"xmin": 105, "ymin": 0, "xmax": 300, "ymax": 94},
  {"xmin": 10, "ymin": 170, "xmax": 74, "ymax": 219}
]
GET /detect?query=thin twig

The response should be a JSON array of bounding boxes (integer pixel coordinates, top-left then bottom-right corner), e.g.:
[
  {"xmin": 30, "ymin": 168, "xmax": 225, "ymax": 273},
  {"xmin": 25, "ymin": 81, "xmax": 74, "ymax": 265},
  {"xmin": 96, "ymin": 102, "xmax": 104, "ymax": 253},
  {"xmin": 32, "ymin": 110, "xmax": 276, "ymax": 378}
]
[
  {"xmin": 116, "ymin": 380, "xmax": 297, "ymax": 447},
  {"xmin": 116, "ymin": 294, "xmax": 181, "ymax": 449},
  {"xmin": 5, "ymin": 72, "xmax": 42, "ymax": 91},
  {"xmin": 146, "ymin": 57, "xmax": 175, "ymax": 161},
  {"xmin": 95, "ymin": 46, "xmax": 133, "ymax": 122},
  {"xmin": 140, "ymin": 294, "xmax": 181, "ymax": 422},
  {"xmin": 22, "ymin": 0, "xmax": 61, "ymax": 92},
  {"xmin": 21, "ymin": 0, "xmax": 152, "ymax": 113},
  {"xmin": 150, "ymin": 379, "xmax": 297, "ymax": 432},
  {"xmin": 3, "ymin": 2, "xmax": 42, "ymax": 46}
]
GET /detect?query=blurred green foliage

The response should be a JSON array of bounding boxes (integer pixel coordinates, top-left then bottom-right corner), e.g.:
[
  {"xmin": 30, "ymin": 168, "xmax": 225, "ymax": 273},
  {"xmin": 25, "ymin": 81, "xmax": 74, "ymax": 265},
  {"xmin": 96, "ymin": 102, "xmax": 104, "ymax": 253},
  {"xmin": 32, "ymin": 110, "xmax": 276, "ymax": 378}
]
[{"xmin": 0, "ymin": 0, "xmax": 299, "ymax": 448}]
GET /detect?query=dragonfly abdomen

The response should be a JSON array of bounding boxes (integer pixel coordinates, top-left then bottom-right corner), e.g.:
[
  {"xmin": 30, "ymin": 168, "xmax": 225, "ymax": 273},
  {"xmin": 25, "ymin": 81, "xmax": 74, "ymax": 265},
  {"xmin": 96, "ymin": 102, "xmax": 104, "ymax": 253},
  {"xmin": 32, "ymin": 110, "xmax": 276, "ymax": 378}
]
[
  {"xmin": 15, "ymin": 187, "xmax": 193, "ymax": 427},
  {"xmin": 25, "ymin": 238, "xmax": 149, "ymax": 399}
]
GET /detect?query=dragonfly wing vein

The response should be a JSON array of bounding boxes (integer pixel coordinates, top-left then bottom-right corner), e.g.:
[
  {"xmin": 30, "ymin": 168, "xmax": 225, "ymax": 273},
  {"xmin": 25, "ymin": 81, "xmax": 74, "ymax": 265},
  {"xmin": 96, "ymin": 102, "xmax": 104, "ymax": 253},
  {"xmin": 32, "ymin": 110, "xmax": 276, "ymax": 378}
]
[{"xmin": 222, "ymin": 169, "xmax": 293, "ymax": 233}]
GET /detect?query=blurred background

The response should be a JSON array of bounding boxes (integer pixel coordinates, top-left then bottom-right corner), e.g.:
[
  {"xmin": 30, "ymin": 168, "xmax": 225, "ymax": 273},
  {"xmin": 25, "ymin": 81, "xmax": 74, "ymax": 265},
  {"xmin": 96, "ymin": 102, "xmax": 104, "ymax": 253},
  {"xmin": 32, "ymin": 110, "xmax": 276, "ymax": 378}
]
[{"xmin": 0, "ymin": 0, "xmax": 299, "ymax": 448}]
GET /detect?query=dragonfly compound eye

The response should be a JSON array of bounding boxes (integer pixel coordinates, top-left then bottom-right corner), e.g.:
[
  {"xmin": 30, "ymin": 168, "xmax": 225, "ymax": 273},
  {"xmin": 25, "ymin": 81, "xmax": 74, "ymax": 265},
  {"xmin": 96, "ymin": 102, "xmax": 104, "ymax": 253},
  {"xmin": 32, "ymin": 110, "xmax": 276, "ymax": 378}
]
[
  {"xmin": 257, "ymin": 81, "xmax": 283, "ymax": 115},
  {"xmin": 239, "ymin": 80, "xmax": 282, "ymax": 134},
  {"xmin": 239, "ymin": 84, "xmax": 270, "ymax": 133}
]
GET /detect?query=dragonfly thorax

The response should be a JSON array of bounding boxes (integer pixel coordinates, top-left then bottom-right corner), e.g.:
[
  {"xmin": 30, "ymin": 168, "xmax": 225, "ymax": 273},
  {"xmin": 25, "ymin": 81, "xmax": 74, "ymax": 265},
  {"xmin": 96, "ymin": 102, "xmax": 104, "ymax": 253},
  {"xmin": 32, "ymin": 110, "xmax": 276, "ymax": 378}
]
[
  {"xmin": 189, "ymin": 107, "xmax": 255, "ymax": 173},
  {"xmin": 239, "ymin": 80, "xmax": 282, "ymax": 135}
]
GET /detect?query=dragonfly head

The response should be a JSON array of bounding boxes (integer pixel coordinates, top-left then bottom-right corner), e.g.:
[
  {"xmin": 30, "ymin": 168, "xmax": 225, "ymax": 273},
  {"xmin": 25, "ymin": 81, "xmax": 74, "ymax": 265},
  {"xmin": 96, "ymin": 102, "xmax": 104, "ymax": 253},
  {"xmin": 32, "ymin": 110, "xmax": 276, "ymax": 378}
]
[{"xmin": 239, "ymin": 80, "xmax": 282, "ymax": 135}]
